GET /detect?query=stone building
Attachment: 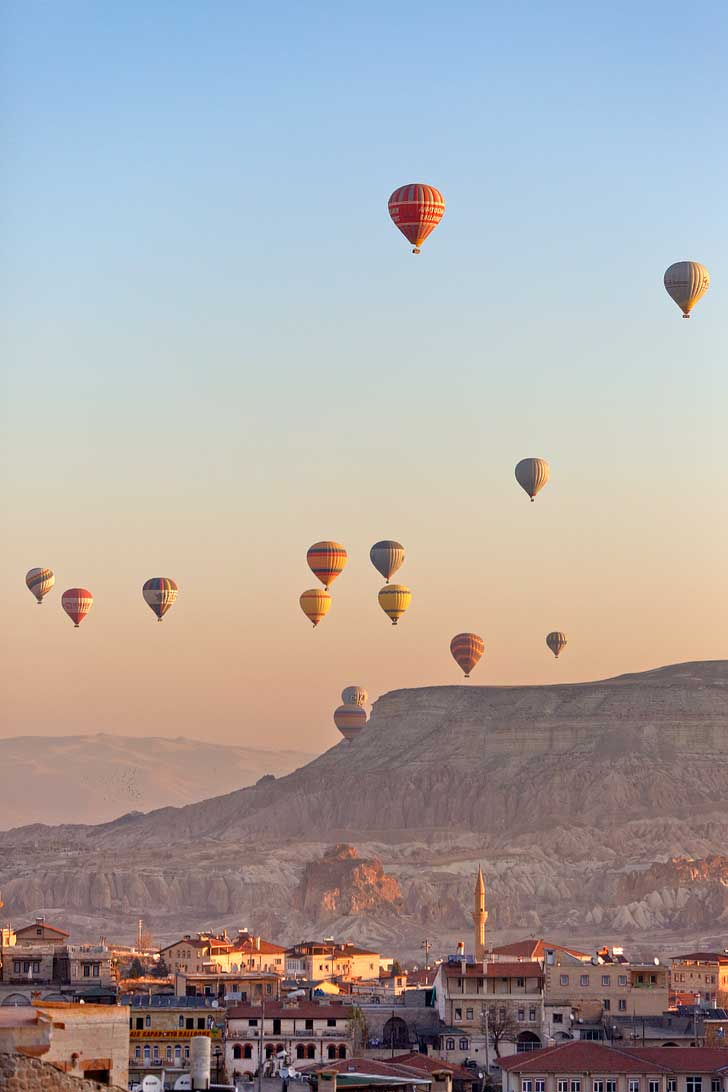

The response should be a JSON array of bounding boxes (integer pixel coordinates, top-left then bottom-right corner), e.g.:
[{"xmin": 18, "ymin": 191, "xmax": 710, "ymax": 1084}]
[
  {"xmin": 544, "ymin": 948, "xmax": 669, "ymax": 1021},
  {"xmin": 13, "ymin": 918, "xmax": 70, "ymax": 947},
  {"xmin": 225, "ymin": 1000, "xmax": 354, "ymax": 1079},
  {"xmin": 285, "ymin": 942, "xmax": 382, "ymax": 983},
  {"xmin": 174, "ymin": 968, "xmax": 281, "ymax": 1003},
  {"xmin": 125, "ymin": 995, "xmax": 223, "ymax": 1086},
  {"xmin": 0, "ymin": 941, "xmax": 117, "ymax": 1005},
  {"xmin": 669, "ymin": 952, "xmax": 728, "ymax": 1005}
]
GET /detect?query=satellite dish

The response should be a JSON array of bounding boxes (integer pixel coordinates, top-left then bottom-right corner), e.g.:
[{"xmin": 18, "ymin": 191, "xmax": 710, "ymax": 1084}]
[
  {"xmin": 211, "ymin": 1000, "xmax": 219, "ymax": 1008},
  {"xmin": 142, "ymin": 1078, "xmax": 162, "ymax": 1092},
  {"xmin": 288, "ymin": 1067, "xmax": 298, "ymax": 1077},
  {"xmin": 174, "ymin": 1078, "xmax": 192, "ymax": 1091}
]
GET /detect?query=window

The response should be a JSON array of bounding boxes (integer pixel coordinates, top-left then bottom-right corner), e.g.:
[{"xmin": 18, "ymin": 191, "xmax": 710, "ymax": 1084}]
[
  {"xmin": 629, "ymin": 1081, "xmax": 640, "ymax": 1092},
  {"xmin": 460, "ymin": 1039, "xmax": 469, "ymax": 1050},
  {"xmin": 649, "ymin": 1082, "xmax": 659, "ymax": 1092},
  {"xmin": 83, "ymin": 963, "xmax": 91, "ymax": 977},
  {"xmin": 327, "ymin": 1018, "xmax": 337, "ymax": 1027},
  {"xmin": 135, "ymin": 1047, "xmax": 141, "ymax": 1060},
  {"xmin": 13, "ymin": 961, "xmax": 20, "ymax": 973},
  {"xmin": 529, "ymin": 1009, "xmax": 537, "ymax": 1021},
  {"xmin": 607, "ymin": 1082, "xmax": 616, "ymax": 1092},
  {"xmin": 594, "ymin": 1082, "xmax": 604, "ymax": 1092},
  {"xmin": 455, "ymin": 1008, "xmax": 462, "ymax": 1020},
  {"xmin": 522, "ymin": 1081, "xmax": 533, "ymax": 1092},
  {"xmin": 244, "ymin": 1045, "xmax": 253, "ymax": 1060},
  {"xmin": 518, "ymin": 1009, "xmax": 526, "ymax": 1021},
  {"xmin": 711, "ymin": 1082, "xmax": 720, "ymax": 1092},
  {"xmin": 517, "ymin": 977, "xmax": 525, "ymax": 988},
  {"xmin": 571, "ymin": 1082, "xmax": 581, "ymax": 1092},
  {"xmin": 93, "ymin": 964, "xmax": 100, "ymax": 977},
  {"xmin": 667, "ymin": 1083, "xmax": 676, "ymax": 1092},
  {"xmin": 306, "ymin": 1046, "xmax": 315, "ymax": 1060},
  {"xmin": 338, "ymin": 1046, "xmax": 347, "ymax": 1060},
  {"xmin": 296, "ymin": 1046, "xmax": 305, "ymax": 1060},
  {"xmin": 686, "ymin": 1080, "xmax": 702, "ymax": 1092},
  {"xmin": 36, "ymin": 927, "xmax": 42, "ymax": 935},
  {"xmin": 136, "ymin": 1018, "xmax": 144, "ymax": 1030},
  {"xmin": 618, "ymin": 1000, "xmax": 627, "ymax": 1012},
  {"xmin": 466, "ymin": 1008, "xmax": 474, "ymax": 1020},
  {"xmin": 186, "ymin": 1018, "xmax": 194, "ymax": 1030},
  {"xmin": 266, "ymin": 984, "xmax": 272, "ymax": 994},
  {"xmin": 601, "ymin": 975, "xmax": 611, "ymax": 986},
  {"xmin": 580, "ymin": 975, "xmax": 589, "ymax": 987},
  {"xmin": 536, "ymin": 1082, "xmax": 545, "ymax": 1092},
  {"xmin": 153, "ymin": 1046, "xmax": 159, "ymax": 1061},
  {"xmin": 166, "ymin": 1047, "xmax": 172, "ymax": 1062},
  {"xmin": 197, "ymin": 1018, "xmax": 205, "ymax": 1030},
  {"xmin": 305, "ymin": 1019, "xmax": 314, "ymax": 1031},
  {"xmin": 558, "ymin": 1082, "xmax": 568, "ymax": 1092},
  {"xmin": 560, "ymin": 975, "xmax": 569, "ymax": 986},
  {"xmin": 603, "ymin": 999, "xmax": 611, "ymax": 1011},
  {"xmin": 145, "ymin": 1016, "xmax": 151, "ymax": 1028},
  {"xmin": 446, "ymin": 1038, "xmax": 455, "ymax": 1050},
  {"xmin": 32, "ymin": 962, "xmax": 40, "ymax": 974},
  {"xmin": 144, "ymin": 1047, "xmax": 151, "ymax": 1061},
  {"xmin": 618, "ymin": 975, "xmax": 627, "ymax": 986},
  {"xmin": 184, "ymin": 1047, "xmax": 189, "ymax": 1060},
  {"xmin": 178, "ymin": 1016, "xmax": 184, "ymax": 1028},
  {"xmin": 553, "ymin": 1014, "xmax": 563, "ymax": 1024},
  {"xmin": 249, "ymin": 1019, "xmax": 258, "ymax": 1027}
]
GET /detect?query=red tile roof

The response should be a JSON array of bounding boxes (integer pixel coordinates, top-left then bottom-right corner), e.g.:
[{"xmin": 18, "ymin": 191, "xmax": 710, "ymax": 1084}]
[
  {"xmin": 233, "ymin": 939, "xmax": 286, "ymax": 955},
  {"xmin": 300, "ymin": 1058, "xmax": 431, "ymax": 1081},
  {"xmin": 390, "ymin": 1053, "xmax": 475, "ymax": 1081},
  {"xmin": 444, "ymin": 961, "xmax": 543, "ymax": 979},
  {"xmin": 16, "ymin": 922, "xmax": 69, "ymax": 938},
  {"xmin": 499, "ymin": 1042, "xmax": 728, "ymax": 1074},
  {"xmin": 491, "ymin": 939, "xmax": 589, "ymax": 961}
]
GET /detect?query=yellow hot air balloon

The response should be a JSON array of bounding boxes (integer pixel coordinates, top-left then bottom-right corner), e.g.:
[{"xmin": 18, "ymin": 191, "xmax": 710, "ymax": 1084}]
[
  {"xmin": 378, "ymin": 584, "xmax": 411, "ymax": 625},
  {"xmin": 546, "ymin": 631, "xmax": 568, "ymax": 659},
  {"xmin": 299, "ymin": 588, "xmax": 331, "ymax": 627},
  {"xmin": 342, "ymin": 686, "xmax": 368, "ymax": 707},
  {"xmin": 515, "ymin": 458, "xmax": 550, "ymax": 502},
  {"xmin": 664, "ymin": 261, "xmax": 709, "ymax": 318}
]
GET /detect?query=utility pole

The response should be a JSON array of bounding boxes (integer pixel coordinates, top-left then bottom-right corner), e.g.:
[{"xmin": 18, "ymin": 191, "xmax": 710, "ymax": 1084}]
[
  {"xmin": 421, "ymin": 940, "xmax": 432, "ymax": 969},
  {"xmin": 481, "ymin": 1007, "xmax": 490, "ymax": 1092},
  {"xmin": 257, "ymin": 1000, "xmax": 265, "ymax": 1092}
]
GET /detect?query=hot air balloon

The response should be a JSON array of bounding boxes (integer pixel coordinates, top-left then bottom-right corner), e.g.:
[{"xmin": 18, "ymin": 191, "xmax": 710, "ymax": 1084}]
[
  {"xmin": 342, "ymin": 685, "xmax": 368, "ymax": 707},
  {"xmin": 388, "ymin": 184, "xmax": 445, "ymax": 254},
  {"xmin": 664, "ymin": 261, "xmax": 710, "ymax": 318},
  {"xmin": 62, "ymin": 588, "xmax": 93, "ymax": 628},
  {"xmin": 299, "ymin": 588, "xmax": 331, "ymax": 627},
  {"xmin": 25, "ymin": 567, "xmax": 54, "ymax": 604},
  {"xmin": 450, "ymin": 633, "xmax": 485, "ymax": 678},
  {"xmin": 334, "ymin": 703, "xmax": 367, "ymax": 742},
  {"xmin": 306, "ymin": 542, "xmax": 347, "ymax": 589},
  {"xmin": 370, "ymin": 541, "xmax": 405, "ymax": 583},
  {"xmin": 515, "ymin": 458, "xmax": 550, "ymax": 502},
  {"xmin": 378, "ymin": 584, "xmax": 411, "ymax": 625},
  {"xmin": 546, "ymin": 631, "xmax": 568, "ymax": 659},
  {"xmin": 142, "ymin": 577, "xmax": 179, "ymax": 621}
]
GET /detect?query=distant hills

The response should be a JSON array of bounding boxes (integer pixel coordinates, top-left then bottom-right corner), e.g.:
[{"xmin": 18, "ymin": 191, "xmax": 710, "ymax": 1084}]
[
  {"xmin": 0, "ymin": 734, "xmax": 313, "ymax": 829},
  {"xmin": 0, "ymin": 662, "xmax": 726, "ymax": 955}
]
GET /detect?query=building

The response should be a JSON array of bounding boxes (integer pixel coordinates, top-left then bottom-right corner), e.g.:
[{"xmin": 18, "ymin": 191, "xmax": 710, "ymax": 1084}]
[
  {"xmin": 285, "ymin": 943, "xmax": 382, "ymax": 983},
  {"xmin": 160, "ymin": 933, "xmax": 235, "ymax": 976},
  {"xmin": 174, "ymin": 968, "xmax": 281, "ymax": 1003},
  {"xmin": 125, "ymin": 994, "xmax": 223, "ymax": 1086},
  {"xmin": 499, "ymin": 1041, "xmax": 728, "ymax": 1092},
  {"xmin": 0, "ymin": 1000, "xmax": 130, "ymax": 1087},
  {"xmin": 704, "ymin": 1014, "xmax": 728, "ymax": 1048},
  {"xmin": 13, "ymin": 918, "xmax": 70, "ymax": 947},
  {"xmin": 544, "ymin": 948, "xmax": 669, "ymax": 1022},
  {"xmin": 492, "ymin": 941, "xmax": 590, "ymax": 963},
  {"xmin": 0, "ymin": 941, "xmax": 117, "ymax": 1005},
  {"xmin": 225, "ymin": 1000, "xmax": 355, "ymax": 1078},
  {"xmin": 670, "ymin": 953, "xmax": 728, "ymax": 1006}
]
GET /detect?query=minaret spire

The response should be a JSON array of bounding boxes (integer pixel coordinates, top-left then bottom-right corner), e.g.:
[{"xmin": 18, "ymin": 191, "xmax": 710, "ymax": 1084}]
[{"xmin": 472, "ymin": 864, "xmax": 488, "ymax": 961}]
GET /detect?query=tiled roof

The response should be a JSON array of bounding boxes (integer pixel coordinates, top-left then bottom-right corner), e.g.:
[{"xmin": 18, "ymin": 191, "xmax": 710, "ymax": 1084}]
[
  {"xmin": 300, "ymin": 1057, "xmax": 431, "ymax": 1080},
  {"xmin": 233, "ymin": 939, "xmax": 287, "ymax": 955},
  {"xmin": 670, "ymin": 951, "xmax": 728, "ymax": 962},
  {"xmin": 390, "ymin": 1052, "xmax": 475, "ymax": 1081},
  {"xmin": 444, "ymin": 961, "xmax": 542, "ymax": 979},
  {"xmin": 227, "ymin": 1002, "xmax": 350, "ymax": 1020},
  {"xmin": 16, "ymin": 922, "xmax": 69, "ymax": 937},
  {"xmin": 499, "ymin": 1042, "xmax": 728, "ymax": 1074},
  {"xmin": 160, "ymin": 937, "xmax": 210, "ymax": 952}
]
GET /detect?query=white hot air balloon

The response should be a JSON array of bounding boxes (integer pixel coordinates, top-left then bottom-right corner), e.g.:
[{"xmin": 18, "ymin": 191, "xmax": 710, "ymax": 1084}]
[
  {"xmin": 515, "ymin": 458, "xmax": 550, "ymax": 502},
  {"xmin": 342, "ymin": 686, "xmax": 368, "ymax": 707},
  {"xmin": 664, "ymin": 261, "xmax": 710, "ymax": 318}
]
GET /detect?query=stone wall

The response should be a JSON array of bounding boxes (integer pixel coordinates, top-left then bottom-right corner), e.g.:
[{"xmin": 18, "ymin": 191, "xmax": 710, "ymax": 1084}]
[{"xmin": 0, "ymin": 1052, "xmax": 127, "ymax": 1092}]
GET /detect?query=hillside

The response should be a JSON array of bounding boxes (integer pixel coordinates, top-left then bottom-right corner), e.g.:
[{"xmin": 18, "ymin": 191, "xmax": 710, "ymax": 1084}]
[
  {"xmin": 0, "ymin": 734, "xmax": 313, "ymax": 828},
  {"xmin": 0, "ymin": 662, "xmax": 725, "ymax": 955}
]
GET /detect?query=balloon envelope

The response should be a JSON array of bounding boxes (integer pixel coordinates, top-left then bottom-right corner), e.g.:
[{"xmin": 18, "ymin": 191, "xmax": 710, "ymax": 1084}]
[
  {"xmin": 664, "ymin": 261, "xmax": 709, "ymax": 317},
  {"xmin": 388, "ymin": 184, "xmax": 445, "ymax": 253},
  {"xmin": 515, "ymin": 458, "xmax": 550, "ymax": 501},
  {"xmin": 306, "ymin": 542, "xmax": 347, "ymax": 589},
  {"xmin": 450, "ymin": 633, "xmax": 485, "ymax": 678},
  {"xmin": 26, "ymin": 567, "xmax": 54, "ymax": 604},
  {"xmin": 342, "ymin": 686, "xmax": 368, "ymax": 707},
  {"xmin": 142, "ymin": 577, "xmax": 179, "ymax": 621},
  {"xmin": 299, "ymin": 588, "xmax": 332, "ymax": 627},
  {"xmin": 370, "ymin": 541, "xmax": 405, "ymax": 583},
  {"xmin": 546, "ymin": 631, "xmax": 568, "ymax": 658},
  {"xmin": 62, "ymin": 588, "xmax": 93, "ymax": 628},
  {"xmin": 333, "ymin": 704, "xmax": 367, "ymax": 742},
  {"xmin": 378, "ymin": 584, "xmax": 412, "ymax": 625}
]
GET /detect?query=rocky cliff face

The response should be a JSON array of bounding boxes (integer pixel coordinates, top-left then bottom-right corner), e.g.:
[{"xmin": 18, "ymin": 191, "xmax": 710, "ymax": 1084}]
[{"xmin": 1, "ymin": 662, "xmax": 725, "ymax": 956}]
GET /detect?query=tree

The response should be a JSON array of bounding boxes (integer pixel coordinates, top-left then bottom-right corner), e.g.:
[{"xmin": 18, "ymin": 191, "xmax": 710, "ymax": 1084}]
[
  {"xmin": 347, "ymin": 1006, "xmax": 369, "ymax": 1054},
  {"xmin": 128, "ymin": 957, "xmax": 145, "ymax": 979},
  {"xmin": 390, "ymin": 961, "xmax": 404, "ymax": 976},
  {"xmin": 481, "ymin": 1005, "xmax": 520, "ymax": 1058},
  {"xmin": 152, "ymin": 957, "xmax": 169, "ymax": 979}
]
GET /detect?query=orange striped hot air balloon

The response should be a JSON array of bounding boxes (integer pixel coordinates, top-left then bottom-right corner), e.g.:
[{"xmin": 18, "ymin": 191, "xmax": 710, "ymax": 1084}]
[
  {"xmin": 25, "ymin": 567, "xmax": 55, "ymax": 604},
  {"xmin": 306, "ymin": 541, "xmax": 347, "ymax": 589},
  {"xmin": 378, "ymin": 584, "xmax": 411, "ymax": 625},
  {"xmin": 61, "ymin": 588, "xmax": 94, "ymax": 628},
  {"xmin": 299, "ymin": 588, "xmax": 331, "ymax": 627},
  {"xmin": 450, "ymin": 633, "xmax": 485, "ymax": 678},
  {"xmin": 142, "ymin": 577, "xmax": 178, "ymax": 621},
  {"xmin": 388, "ymin": 184, "xmax": 445, "ymax": 254},
  {"xmin": 334, "ymin": 703, "xmax": 367, "ymax": 742}
]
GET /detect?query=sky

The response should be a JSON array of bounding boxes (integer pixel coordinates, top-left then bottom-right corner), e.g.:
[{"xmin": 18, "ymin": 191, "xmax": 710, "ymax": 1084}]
[{"xmin": 3, "ymin": 0, "xmax": 727, "ymax": 755}]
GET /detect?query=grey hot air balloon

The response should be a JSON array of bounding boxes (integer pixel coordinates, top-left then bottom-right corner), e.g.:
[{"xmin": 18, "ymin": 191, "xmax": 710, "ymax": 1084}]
[
  {"xmin": 370, "ymin": 540, "xmax": 405, "ymax": 583},
  {"xmin": 341, "ymin": 686, "xmax": 368, "ymax": 707},
  {"xmin": 664, "ymin": 261, "xmax": 709, "ymax": 318},
  {"xmin": 515, "ymin": 458, "xmax": 550, "ymax": 502},
  {"xmin": 546, "ymin": 631, "xmax": 568, "ymax": 659}
]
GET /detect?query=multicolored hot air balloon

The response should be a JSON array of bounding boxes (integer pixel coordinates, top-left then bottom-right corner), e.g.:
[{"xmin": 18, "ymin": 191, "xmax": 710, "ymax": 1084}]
[
  {"xmin": 25, "ymin": 567, "xmax": 55, "ymax": 605},
  {"xmin": 142, "ymin": 577, "xmax": 179, "ymax": 621},
  {"xmin": 388, "ymin": 184, "xmax": 445, "ymax": 254},
  {"xmin": 515, "ymin": 458, "xmax": 550, "ymax": 502},
  {"xmin": 61, "ymin": 588, "xmax": 93, "ymax": 628},
  {"xmin": 299, "ymin": 588, "xmax": 332, "ymax": 627},
  {"xmin": 664, "ymin": 261, "xmax": 710, "ymax": 318},
  {"xmin": 370, "ymin": 541, "xmax": 405, "ymax": 584},
  {"xmin": 306, "ymin": 542, "xmax": 348, "ymax": 589},
  {"xmin": 378, "ymin": 584, "xmax": 411, "ymax": 625},
  {"xmin": 450, "ymin": 633, "xmax": 485, "ymax": 678},
  {"xmin": 342, "ymin": 685, "xmax": 368, "ymax": 707},
  {"xmin": 334, "ymin": 703, "xmax": 367, "ymax": 742},
  {"xmin": 546, "ymin": 631, "xmax": 568, "ymax": 659}
]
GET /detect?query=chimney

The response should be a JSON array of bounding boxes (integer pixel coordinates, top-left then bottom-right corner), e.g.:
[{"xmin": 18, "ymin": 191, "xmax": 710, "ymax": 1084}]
[
  {"xmin": 36, "ymin": 917, "xmax": 45, "ymax": 926},
  {"xmin": 255, "ymin": 935, "xmax": 261, "ymax": 951},
  {"xmin": 457, "ymin": 940, "xmax": 466, "ymax": 974},
  {"xmin": 431, "ymin": 1073, "xmax": 453, "ymax": 1092},
  {"xmin": 318, "ymin": 1072, "xmax": 338, "ymax": 1092}
]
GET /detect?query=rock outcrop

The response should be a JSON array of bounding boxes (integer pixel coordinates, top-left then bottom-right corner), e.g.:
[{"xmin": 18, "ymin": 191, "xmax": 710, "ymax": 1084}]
[{"xmin": 1, "ymin": 661, "xmax": 726, "ymax": 956}]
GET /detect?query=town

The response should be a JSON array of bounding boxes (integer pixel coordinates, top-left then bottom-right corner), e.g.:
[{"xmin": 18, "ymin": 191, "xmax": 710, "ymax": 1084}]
[{"xmin": 1, "ymin": 871, "xmax": 726, "ymax": 1092}]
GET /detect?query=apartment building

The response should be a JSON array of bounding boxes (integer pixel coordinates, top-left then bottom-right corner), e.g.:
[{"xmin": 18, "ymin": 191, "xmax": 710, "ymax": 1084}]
[
  {"xmin": 225, "ymin": 1000, "xmax": 354, "ymax": 1078},
  {"xmin": 126, "ymin": 995, "xmax": 223, "ymax": 1086},
  {"xmin": 0, "ymin": 940, "xmax": 117, "ymax": 1004},
  {"xmin": 174, "ymin": 968, "xmax": 281, "ymax": 1003},
  {"xmin": 670, "ymin": 953, "xmax": 728, "ymax": 1005},
  {"xmin": 544, "ymin": 948, "xmax": 669, "ymax": 1021},
  {"xmin": 285, "ymin": 942, "xmax": 381, "ymax": 982},
  {"xmin": 14, "ymin": 917, "xmax": 70, "ymax": 946}
]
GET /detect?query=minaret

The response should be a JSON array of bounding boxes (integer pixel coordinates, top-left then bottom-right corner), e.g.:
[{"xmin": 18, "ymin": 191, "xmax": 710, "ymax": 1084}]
[{"xmin": 472, "ymin": 865, "xmax": 488, "ymax": 961}]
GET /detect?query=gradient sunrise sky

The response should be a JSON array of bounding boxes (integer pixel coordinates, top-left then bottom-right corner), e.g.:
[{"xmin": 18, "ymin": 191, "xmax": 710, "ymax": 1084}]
[{"xmin": 4, "ymin": 0, "xmax": 727, "ymax": 753}]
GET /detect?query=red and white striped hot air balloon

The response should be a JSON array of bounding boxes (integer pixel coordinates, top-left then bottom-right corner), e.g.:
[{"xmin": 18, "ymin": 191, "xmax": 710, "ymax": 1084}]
[
  {"xmin": 388, "ymin": 184, "xmax": 445, "ymax": 254},
  {"xmin": 450, "ymin": 633, "xmax": 485, "ymax": 678},
  {"xmin": 61, "ymin": 588, "xmax": 94, "ymax": 628}
]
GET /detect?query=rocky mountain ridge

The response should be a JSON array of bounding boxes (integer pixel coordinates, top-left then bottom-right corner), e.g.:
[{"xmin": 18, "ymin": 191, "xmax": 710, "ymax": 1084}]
[{"xmin": 1, "ymin": 662, "xmax": 725, "ymax": 956}]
